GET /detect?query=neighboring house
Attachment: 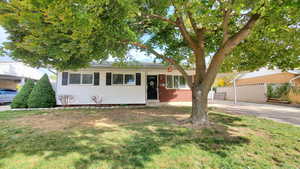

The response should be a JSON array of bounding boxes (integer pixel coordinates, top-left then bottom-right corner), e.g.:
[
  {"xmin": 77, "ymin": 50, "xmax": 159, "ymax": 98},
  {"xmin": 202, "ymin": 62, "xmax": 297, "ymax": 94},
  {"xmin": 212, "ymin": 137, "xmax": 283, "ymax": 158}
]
[
  {"xmin": 0, "ymin": 61, "xmax": 44, "ymax": 90},
  {"xmin": 235, "ymin": 68, "xmax": 300, "ymax": 86},
  {"xmin": 216, "ymin": 68, "xmax": 300, "ymax": 103},
  {"xmin": 56, "ymin": 62, "xmax": 195, "ymax": 105}
]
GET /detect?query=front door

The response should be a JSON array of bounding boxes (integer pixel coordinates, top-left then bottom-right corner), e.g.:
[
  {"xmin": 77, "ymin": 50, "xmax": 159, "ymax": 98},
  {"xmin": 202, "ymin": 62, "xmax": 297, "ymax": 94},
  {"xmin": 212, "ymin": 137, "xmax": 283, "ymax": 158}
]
[{"xmin": 147, "ymin": 75, "xmax": 158, "ymax": 100}]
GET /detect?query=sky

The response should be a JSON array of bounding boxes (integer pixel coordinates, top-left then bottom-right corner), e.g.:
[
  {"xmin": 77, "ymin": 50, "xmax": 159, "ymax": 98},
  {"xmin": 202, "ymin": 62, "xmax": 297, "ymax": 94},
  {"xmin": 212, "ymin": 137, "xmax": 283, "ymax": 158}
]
[{"xmin": 0, "ymin": 27, "xmax": 11, "ymax": 62}]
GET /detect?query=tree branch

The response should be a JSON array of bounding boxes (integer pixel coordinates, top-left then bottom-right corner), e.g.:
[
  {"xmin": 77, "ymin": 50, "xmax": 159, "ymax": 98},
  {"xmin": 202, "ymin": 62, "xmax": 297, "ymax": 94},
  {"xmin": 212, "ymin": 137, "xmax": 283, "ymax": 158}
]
[
  {"xmin": 222, "ymin": 10, "xmax": 230, "ymax": 45},
  {"xmin": 47, "ymin": 68, "xmax": 56, "ymax": 74},
  {"xmin": 145, "ymin": 14, "xmax": 177, "ymax": 26},
  {"xmin": 125, "ymin": 41, "xmax": 193, "ymax": 88},
  {"xmin": 176, "ymin": 16, "xmax": 197, "ymax": 50},
  {"xmin": 187, "ymin": 11, "xmax": 201, "ymax": 39},
  {"xmin": 203, "ymin": 13, "xmax": 261, "ymax": 89}
]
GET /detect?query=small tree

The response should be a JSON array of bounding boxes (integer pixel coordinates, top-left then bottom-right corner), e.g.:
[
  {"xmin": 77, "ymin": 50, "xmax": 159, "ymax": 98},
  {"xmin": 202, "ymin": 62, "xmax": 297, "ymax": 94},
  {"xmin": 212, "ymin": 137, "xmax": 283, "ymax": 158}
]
[
  {"xmin": 11, "ymin": 79, "xmax": 35, "ymax": 108},
  {"xmin": 28, "ymin": 74, "xmax": 56, "ymax": 108}
]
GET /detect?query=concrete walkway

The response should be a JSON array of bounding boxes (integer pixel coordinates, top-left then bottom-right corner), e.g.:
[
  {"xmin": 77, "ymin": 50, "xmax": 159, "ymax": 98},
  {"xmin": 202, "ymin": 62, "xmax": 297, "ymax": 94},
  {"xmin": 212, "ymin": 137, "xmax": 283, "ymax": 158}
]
[
  {"xmin": 210, "ymin": 100, "xmax": 300, "ymax": 126},
  {"xmin": 0, "ymin": 104, "xmax": 10, "ymax": 112}
]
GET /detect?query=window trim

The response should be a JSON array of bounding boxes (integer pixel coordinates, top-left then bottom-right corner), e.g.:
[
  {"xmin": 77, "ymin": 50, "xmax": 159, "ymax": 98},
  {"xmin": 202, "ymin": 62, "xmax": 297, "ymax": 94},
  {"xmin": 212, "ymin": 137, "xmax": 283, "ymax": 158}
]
[
  {"xmin": 68, "ymin": 72, "xmax": 94, "ymax": 85},
  {"xmin": 166, "ymin": 75, "xmax": 189, "ymax": 89},
  {"xmin": 111, "ymin": 73, "xmax": 136, "ymax": 86}
]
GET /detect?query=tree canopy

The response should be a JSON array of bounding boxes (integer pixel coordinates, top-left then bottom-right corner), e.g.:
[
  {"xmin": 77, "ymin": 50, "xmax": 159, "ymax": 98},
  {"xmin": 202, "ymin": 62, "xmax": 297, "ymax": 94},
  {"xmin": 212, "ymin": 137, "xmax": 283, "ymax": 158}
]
[{"xmin": 0, "ymin": 0, "xmax": 299, "ymax": 72}]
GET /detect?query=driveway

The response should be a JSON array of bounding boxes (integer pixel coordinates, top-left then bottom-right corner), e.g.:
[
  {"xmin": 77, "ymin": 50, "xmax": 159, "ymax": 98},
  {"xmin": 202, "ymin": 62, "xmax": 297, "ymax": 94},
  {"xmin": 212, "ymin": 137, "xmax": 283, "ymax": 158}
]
[
  {"xmin": 210, "ymin": 100, "xmax": 300, "ymax": 126},
  {"xmin": 0, "ymin": 104, "xmax": 10, "ymax": 112}
]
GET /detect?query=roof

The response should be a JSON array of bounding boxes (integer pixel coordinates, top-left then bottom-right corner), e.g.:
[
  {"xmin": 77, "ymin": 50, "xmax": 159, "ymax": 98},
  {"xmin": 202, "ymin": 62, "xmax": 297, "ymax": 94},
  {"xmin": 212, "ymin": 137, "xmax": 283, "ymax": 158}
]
[
  {"xmin": 90, "ymin": 61, "xmax": 168, "ymax": 69},
  {"xmin": 238, "ymin": 68, "xmax": 300, "ymax": 80},
  {"xmin": 0, "ymin": 61, "xmax": 44, "ymax": 80}
]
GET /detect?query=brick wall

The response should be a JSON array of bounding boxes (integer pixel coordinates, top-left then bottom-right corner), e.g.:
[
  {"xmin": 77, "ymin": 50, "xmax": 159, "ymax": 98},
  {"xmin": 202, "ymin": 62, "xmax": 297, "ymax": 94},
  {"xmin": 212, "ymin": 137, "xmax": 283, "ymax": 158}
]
[
  {"xmin": 236, "ymin": 72, "xmax": 296, "ymax": 86},
  {"xmin": 158, "ymin": 74, "xmax": 192, "ymax": 102}
]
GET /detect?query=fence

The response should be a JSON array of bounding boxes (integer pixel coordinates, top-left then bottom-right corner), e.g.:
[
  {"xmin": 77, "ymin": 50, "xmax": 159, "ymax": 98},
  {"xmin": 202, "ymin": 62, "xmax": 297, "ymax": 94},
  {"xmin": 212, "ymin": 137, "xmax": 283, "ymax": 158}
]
[{"xmin": 216, "ymin": 84, "xmax": 267, "ymax": 103}]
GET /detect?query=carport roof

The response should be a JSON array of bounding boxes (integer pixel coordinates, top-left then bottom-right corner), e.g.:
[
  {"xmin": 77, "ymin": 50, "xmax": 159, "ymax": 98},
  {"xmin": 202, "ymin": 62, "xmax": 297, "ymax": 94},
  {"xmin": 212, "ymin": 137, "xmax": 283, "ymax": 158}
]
[{"xmin": 0, "ymin": 61, "xmax": 43, "ymax": 80}]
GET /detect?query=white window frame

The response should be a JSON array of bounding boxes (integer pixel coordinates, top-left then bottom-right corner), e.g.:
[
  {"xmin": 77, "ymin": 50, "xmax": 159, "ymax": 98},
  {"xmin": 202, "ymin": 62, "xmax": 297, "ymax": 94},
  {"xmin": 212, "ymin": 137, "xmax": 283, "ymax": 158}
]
[
  {"xmin": 112, "ymin": 73, "xmax": 136, "ymax": 86},
  {"xmin": 68, "ymin": 72, "xmax": 94, "ymax": 85},
  {"xmin": 166, "ymin": 75, "xmax": 189, "ymax": 89}
]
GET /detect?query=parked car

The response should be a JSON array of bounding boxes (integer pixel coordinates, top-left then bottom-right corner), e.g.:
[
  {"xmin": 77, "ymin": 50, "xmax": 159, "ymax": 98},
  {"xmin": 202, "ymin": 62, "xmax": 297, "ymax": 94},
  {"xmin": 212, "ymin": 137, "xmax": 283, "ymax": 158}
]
[{"xmin": 0, "ymin": 89, "xmax": 18, "ymax": 104}]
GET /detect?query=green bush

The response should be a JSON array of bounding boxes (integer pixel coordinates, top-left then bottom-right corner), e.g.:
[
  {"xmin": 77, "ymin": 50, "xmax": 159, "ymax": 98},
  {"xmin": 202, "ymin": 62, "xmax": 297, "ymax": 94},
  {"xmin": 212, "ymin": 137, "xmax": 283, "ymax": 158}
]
[
  {"xmin": 266, "ymin": 85, "xmax": 274, "ymax": 99},
  {"xmin": 28, "ymin": 74, "xmax": 56, "ymax": 108},
  {"xmin": 267, "ymin": 83, "xmax": 291, "ymax": 101},
  {"xmin": 11, "ymin": 79, "xmax": 35, "ymax": 108}
]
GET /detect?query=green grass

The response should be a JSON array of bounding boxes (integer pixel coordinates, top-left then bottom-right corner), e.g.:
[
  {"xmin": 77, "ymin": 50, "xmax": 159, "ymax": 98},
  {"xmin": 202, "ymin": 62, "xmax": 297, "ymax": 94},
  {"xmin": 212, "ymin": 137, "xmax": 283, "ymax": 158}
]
[
  {"xmin": 0, "ymin": 110, "xmax": 48, "ymax": 120},
  {"xmin": 0, "ymin": 107, "xmax": 299, "ymax": 169}
]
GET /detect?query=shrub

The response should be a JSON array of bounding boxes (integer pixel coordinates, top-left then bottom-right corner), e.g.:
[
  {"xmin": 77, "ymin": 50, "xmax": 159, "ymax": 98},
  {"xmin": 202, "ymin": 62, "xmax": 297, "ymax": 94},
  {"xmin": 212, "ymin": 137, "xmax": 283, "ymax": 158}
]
[
  {"xmin": 11, "ymin": 79, "xmax": 35, "ymax": 108},
  {"xmin": 266, "ymin": 85, "xmax": 274, "ymax": 99},
  {"xmin": 267, "ymin": 83, "xmax": 292, "ymax": 101},
  {"xmin": 28, "ymin": 74, "xmax": 56, "ymax": 108}
]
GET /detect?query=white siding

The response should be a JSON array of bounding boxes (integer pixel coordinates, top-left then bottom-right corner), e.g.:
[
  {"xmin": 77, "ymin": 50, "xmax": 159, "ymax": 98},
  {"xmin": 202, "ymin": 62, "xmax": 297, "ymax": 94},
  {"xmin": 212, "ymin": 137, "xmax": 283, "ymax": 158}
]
[
  {"xmin": 56, "ymin": 67, "xmax": 195, "ymax": 105},
  {"xmin": 56, "ymin": 70, "xmax": 146, "ymax": 105}
]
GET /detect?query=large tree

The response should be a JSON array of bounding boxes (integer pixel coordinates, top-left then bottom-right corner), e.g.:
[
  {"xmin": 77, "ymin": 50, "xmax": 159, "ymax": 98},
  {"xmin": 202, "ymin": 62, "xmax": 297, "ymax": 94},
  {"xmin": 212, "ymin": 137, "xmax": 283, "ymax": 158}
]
[{"xmin": 0, "ymin": 0, "xmax": 299, "ymax": 125}]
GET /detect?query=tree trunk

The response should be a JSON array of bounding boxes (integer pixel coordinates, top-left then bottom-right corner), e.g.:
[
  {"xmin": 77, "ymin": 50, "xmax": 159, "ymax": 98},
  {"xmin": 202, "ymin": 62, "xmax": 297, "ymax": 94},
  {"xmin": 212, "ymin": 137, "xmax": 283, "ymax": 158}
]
[{"xmin": 191, "ymin": 86, "xmax": 209, "ymax": 126}]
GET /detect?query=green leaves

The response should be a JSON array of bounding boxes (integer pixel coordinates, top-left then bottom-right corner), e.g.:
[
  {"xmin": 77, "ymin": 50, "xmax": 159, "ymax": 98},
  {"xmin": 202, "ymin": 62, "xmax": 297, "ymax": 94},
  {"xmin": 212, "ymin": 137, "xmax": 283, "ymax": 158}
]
[
  {"xmin": 27, "ymin": 74, "xmax": 56, "ymax": 108},
  {"xmin": 11, "ymin": 79, "xmax": 35, "ymax": 109},
  {"xmin": 0, "ymin": 0, "xmax": 299, "ymax": 72}
]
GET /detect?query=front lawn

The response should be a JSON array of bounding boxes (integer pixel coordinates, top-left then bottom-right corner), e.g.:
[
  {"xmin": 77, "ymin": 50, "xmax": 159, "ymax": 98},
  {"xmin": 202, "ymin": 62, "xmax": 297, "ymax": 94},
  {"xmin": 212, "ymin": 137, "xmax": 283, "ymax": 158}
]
[{"xmin": 0, "ymin": 106, "xmax": 299, "ymax": 169}]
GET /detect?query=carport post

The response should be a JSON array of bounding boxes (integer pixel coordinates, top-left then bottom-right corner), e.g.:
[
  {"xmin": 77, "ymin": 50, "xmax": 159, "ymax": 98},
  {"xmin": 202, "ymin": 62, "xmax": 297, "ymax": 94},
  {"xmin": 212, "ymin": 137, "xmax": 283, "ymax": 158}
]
[
  {"xmin": 234, "ymin": 79, "xmax": 237, "ymax": 104},
  {"xmin": 210, "ymin": 88, "xmax": 214, "ymax": 103}
]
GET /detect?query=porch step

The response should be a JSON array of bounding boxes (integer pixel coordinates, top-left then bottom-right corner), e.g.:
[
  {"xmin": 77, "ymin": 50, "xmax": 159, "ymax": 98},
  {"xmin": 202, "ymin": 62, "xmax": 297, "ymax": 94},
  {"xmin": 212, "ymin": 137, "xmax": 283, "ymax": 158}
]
[{"xmin": 147, "ymin": 100, "xmax": 160, "ymax": 106}]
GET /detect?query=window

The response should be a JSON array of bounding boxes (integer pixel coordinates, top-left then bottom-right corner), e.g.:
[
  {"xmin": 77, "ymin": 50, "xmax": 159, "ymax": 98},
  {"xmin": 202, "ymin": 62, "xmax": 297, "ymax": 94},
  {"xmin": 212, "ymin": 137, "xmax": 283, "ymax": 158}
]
[
  {"xmin": 174, "ymin": 76, "xmax": 179, "ymax": 88},
  {"xmin": 113, "ymin": 74, "xmax": 123, "ymax": 84},
  {"xmin": 167, "ymin": 75, "xmax": 173, "ymax": 88},
  {"xmin": 82, "ymin": 74, "xmax": 93, "ymax": 84},
  {"xmin": 125, "ymin": 74, "xmax": 135, "ymax": 85},
  {"xmin": 179, "ymin": 76, "xmax": 186, "ymax": 88},
  {"xmin": 69, "ymin": 73, "xmax": 94, "ymax": 85},
  {"xmin": 112, "ymin": 73, "xmax": 135, "ymax": 85},
  {"xmin": 69, "ymin": 73, "xmax": 81, "ymax": 84},
  {"xmin": 166, "ymin": 75, "xmax": 188, "ymax": 89}
]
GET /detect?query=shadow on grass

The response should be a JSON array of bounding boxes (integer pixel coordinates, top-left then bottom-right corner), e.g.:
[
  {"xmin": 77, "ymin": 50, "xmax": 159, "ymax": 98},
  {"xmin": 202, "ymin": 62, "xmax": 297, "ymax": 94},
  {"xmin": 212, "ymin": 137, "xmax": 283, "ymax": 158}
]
[{"xmin": 0, "ymin": 109, "xmax": 250, "ymax": 169}]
